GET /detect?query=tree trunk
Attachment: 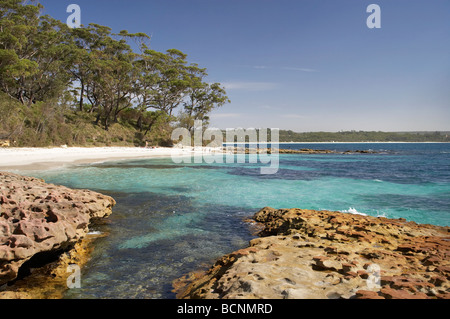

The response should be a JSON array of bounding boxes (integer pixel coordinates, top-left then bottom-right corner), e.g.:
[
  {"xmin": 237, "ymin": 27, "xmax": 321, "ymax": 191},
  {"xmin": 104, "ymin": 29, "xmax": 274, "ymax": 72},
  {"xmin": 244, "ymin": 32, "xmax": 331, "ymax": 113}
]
[
  {"xmin": 104, "ymin": 116, "xmax": 109, "ymax": 131},
  {"xmin": 143, "ymin": 121, "xmax": 154, "ymax": 137},
  {"xmin": 27, "ymin": 92, "xmax": 34, "ymax": 108},
  {"xmin": 79, "ymin": 82, "xmax": 85, "ymax": 112},
  {"xmin": 18, "ymin": 90, "xmax": 25, "ymax": 105},
  {"xmin": 95, "ymin": 113, "xmax": 101, "ymax": 126},
  {"xmin": 137, "ymin": 114, "xmax": 143, "ymax": 131}
]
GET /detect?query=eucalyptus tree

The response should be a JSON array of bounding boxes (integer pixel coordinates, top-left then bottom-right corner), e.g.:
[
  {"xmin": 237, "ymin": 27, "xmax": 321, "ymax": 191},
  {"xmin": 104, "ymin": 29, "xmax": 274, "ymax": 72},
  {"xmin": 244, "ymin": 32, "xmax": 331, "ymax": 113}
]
[
  {"xmin": 24, "ymin": 15, "xmax": 73, "ymax": 105},
  {"xmin": 144, "ymin": 48, "xmax": 191, "ymax": 117},
  {"xmin": 0, "ymin": 0, "xmax": 230, "ymax": 145},
  {"xmin": 0, "ymin": 0, "xmax": 40, "ymax": 103},
  {"xmin": 68, "ymin": 26, "xmax": 96, "ymax": 111},
  {"xmin": 182, "ymin": 64, "xmax": 229, "ymax": 132},
  {"xmin": 0, "ymin": 0, "xmax": 72, "ymax": 105},
  {"xmin": 80, "ymin": 24, "xmax": 137, "ymax": 130}
]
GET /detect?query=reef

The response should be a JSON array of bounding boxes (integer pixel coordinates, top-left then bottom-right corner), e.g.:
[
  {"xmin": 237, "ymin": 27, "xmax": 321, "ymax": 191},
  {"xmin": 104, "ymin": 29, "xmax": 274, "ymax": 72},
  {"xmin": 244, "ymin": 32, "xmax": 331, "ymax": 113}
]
[{"xmin": 225, "ymin": 147, "xmax": 378, "ymax": 154}]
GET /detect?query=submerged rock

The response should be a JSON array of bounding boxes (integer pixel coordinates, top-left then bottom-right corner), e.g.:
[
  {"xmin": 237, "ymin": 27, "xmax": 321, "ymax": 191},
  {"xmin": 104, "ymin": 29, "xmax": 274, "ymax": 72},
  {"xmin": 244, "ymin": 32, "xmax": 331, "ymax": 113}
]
[
  {"xmin": 0, "ymin": 172, "xmax": 115, "ymax": 290},
  {"xmin": 175, "ymin": 207, "xmax": 450, "ymax": 299},
  {"xmin": 224, "ymin": 148, "xmax": 379, "ymax": 155}
]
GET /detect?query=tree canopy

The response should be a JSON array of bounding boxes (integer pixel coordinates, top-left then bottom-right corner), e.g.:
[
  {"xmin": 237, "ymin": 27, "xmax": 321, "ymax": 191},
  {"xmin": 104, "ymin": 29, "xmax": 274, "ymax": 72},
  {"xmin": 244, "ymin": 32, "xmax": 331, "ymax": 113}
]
[{"xmin": 0, "ymin": 0, "xmax": 229, "ymax": 146}]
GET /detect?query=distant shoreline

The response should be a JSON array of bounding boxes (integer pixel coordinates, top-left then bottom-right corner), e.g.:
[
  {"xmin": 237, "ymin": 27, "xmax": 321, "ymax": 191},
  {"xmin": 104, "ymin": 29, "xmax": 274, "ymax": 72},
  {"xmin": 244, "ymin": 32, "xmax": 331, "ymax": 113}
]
[{"xmin": 224, "ymin": 141, "xmax": 450, "ymax": 144}]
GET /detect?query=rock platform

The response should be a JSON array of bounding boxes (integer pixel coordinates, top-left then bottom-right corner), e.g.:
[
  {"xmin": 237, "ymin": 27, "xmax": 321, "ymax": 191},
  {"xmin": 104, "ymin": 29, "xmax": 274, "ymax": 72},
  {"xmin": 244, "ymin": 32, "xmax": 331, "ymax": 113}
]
[
  {"xmin": 0, "ymin": 172, "xmax": 115, "ymax": 297},
  {"xmin": 175, "ymin": 207, "xmax": 450, "ymax": 299}
]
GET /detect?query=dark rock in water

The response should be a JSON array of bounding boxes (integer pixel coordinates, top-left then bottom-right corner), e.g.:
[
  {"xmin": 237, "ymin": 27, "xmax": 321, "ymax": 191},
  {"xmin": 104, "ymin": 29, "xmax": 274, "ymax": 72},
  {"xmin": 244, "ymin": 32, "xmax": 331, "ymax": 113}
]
[
  {"xmin": 225, "ymin": 147, "xmax": 378, "ymax": 155},
  {"xmin": 0, "ymin": 172, "xmax": 115, "ymax": 288}
]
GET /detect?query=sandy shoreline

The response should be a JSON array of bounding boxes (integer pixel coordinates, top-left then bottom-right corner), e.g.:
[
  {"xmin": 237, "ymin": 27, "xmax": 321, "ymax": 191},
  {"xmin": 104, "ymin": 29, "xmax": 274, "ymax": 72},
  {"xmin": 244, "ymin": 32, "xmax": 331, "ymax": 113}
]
[
  {"xmin": 1, "ymin": 142, "xmax": 446, "ymax": 170},
  {"xmin": 0, "ymin": 146, "xmax": 220, "ymax": 171}
]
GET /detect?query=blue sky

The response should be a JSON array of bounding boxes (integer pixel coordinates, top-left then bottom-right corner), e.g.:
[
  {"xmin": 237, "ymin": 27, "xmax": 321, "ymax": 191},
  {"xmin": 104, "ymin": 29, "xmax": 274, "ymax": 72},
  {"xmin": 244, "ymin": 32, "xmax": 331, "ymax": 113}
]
[{"xmin": 39, "ymin": 0, "xmax": 450, "ymax": 131}]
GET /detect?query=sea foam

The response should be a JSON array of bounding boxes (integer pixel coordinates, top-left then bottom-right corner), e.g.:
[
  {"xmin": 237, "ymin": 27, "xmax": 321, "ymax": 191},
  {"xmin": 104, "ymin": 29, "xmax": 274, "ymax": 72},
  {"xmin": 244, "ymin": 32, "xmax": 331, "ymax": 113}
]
[{"xmin": 340, "ymin": 207, "xmax": 368, "ymax": 216}]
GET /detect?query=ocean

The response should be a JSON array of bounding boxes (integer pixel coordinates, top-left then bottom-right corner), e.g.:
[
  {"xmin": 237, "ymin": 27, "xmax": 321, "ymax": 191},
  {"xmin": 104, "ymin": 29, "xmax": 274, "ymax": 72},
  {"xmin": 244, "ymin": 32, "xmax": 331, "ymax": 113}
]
[{"xmin": 18, "ymin": 143, "xmax": 450, "ymax": 298}]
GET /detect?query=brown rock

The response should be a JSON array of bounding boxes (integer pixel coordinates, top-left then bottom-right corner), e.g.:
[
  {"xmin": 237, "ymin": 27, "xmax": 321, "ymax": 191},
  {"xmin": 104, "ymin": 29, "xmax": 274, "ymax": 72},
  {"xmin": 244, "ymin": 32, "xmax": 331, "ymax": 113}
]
[
  {"xmin": 435, "ymin": 292, "xmax": 450, "ymax": 299},
  {"xmin": 314, "ymin": 258, "xmax": 342, "ymax": 272},
  {"xmin": 422, "ymin": 256, "xmax": 441, "ymax": 266},
  {"xmin": 175, "ymin": 207, "xmax": 450, "ymax": 300},
  {"xmin": 355, "ymin": 290, "xmax": 384, "ymax": 299},
  {"xmin": 0, "ymin": 172, "xmax": 115, "ymax": 286},
  {"xmin": 380, "ymin": 287, "xmax": 428, "ymax": 299},
  {"xmin": 341, "ymin": 263, "xmax": 356, "ymax": 274},
  {"xmin": 396, "ymin": 244, "xmax": 415, "ymax": 253},
  {"xmin": 357, "ymin": 270, "xmax": 369, "ymax": 279},
  {"xmin": 435, "ymin": 266, "xmax": 450, "ymax": 278},
  {"xmin": 0, "ymin": 291, "xmax": 32, "ymax": 299},
  {"xmin": 429, "ymin": 276, "xmax": 446, "ymax": 287}
]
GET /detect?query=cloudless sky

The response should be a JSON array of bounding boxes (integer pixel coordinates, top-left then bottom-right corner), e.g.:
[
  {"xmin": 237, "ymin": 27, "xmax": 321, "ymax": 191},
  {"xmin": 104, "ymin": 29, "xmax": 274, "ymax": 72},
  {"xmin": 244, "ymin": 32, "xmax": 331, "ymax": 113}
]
[{"xmin": 39, "ymin": 0, "xmax": 450, "ymax": 131}]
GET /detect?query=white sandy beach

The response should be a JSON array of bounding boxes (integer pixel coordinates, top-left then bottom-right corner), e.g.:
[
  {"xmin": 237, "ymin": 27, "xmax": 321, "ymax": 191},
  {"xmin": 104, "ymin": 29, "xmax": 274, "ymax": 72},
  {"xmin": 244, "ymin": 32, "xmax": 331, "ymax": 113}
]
[{"xmin": 0, "ymin": 146, "xmax": 220, "ymax": 170}]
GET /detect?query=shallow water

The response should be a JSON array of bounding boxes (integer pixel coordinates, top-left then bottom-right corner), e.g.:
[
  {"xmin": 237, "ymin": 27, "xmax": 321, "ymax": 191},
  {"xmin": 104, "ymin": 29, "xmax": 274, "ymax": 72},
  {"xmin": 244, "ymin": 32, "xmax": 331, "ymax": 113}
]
[{"xmin": 17, "ymin": 143, "xmax": 450, "ymax": 298}]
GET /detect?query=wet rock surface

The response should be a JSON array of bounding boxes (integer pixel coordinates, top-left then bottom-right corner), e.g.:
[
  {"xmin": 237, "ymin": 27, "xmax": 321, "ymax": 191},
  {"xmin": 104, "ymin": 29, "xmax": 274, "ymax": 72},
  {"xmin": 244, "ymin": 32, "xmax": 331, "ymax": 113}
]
[{"xmin": 175, "ymin": 207, "xmax": 450, "ymax": 299}]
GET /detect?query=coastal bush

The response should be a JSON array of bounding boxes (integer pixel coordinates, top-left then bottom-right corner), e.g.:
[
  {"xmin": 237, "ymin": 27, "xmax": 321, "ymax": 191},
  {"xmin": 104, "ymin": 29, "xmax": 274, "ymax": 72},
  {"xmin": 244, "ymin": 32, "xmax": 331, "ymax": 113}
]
[
  {"xmin": 0, "ymin": 93, "xmax": 140, "ymax": 147},
  {"xmin": 0, "ymin": 0, "xmax": 229, "ymax": 147}
]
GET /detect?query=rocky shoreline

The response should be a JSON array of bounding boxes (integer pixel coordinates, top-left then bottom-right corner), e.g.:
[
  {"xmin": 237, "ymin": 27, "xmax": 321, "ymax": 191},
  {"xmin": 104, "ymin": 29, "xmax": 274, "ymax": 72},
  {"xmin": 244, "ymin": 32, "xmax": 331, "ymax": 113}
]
[
  {"xmin": 175, "ymin": 207, "xmax": 450, "ymax": 299},
  {"xmin": 0, "ymin": 172, "xmax": 115, "ymax": 298},
  {"xmin": 2, "ymin": 170, "xmax": 449, "ymax": 299},
  {"xmin": 225, "ymin": 147, "xmax": 378, "ymax": 155}
]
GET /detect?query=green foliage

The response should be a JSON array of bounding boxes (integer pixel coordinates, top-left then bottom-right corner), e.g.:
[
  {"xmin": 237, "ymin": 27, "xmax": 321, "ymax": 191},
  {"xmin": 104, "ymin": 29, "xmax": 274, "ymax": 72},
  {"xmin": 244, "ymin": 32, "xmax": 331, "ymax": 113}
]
[
  {"xmin": 0, "ymin": 0, "xmax": 229, "ymax": 146},
  {"xmin": 0, "ymin": 1, "xmax": 72, "ymax": 105},
  {"xmin": 0, "ymin": 93, "xmax": 139, "ymax": 147},
  {"xmin": 278, "ymin": 130, "xmax": 449, "ymax": 143}
]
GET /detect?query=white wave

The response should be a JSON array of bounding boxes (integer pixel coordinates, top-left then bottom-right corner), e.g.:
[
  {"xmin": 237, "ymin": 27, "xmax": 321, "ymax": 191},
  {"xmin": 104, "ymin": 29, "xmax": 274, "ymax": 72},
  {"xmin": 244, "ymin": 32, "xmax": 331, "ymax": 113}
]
[
  {"xmin": 87, "ymin": 231, "xmax": 102, "ymax": 235},
  {"xmin": 373, "ymin": 179, "xmax": 383, "ymax": 182},
  {"xmin": 340, "ymin": 207, "xmax": 368, "ymax": 216},
  {"xmin": 376, "ymin": 211, "xmax": 387, "ymax": 218}
]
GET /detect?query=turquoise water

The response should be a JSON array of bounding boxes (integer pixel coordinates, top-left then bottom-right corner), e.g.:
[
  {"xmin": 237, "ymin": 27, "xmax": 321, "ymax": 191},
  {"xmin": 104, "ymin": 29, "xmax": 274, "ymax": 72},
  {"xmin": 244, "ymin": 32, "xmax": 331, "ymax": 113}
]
[{"xmin": 15, "ymin": 143, "xmax": 450, "ymax": 298}]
